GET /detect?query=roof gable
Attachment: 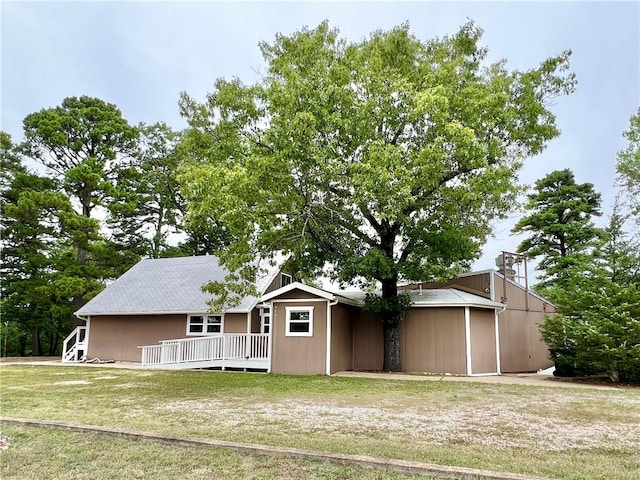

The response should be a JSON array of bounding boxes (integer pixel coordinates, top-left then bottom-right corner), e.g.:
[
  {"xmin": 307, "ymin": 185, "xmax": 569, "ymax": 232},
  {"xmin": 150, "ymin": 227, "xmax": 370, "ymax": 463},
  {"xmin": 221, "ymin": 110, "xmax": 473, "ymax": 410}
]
[{"xmin": 260, "ymin": 282, "xmax": 336, "ymax": 302}]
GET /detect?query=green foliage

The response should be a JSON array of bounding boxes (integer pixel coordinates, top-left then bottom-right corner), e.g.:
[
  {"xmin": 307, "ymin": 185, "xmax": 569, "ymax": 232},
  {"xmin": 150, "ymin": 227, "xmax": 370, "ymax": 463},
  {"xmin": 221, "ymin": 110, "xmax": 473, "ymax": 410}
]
[
  {"xmin": 616, "ymin": 107, "xmax": 640, "ymax": 222},
  {"xmin": 179, "ymin": 21, "xmax": 575, "ymax": 292},
  {"xmin": 1, "ymin": 133, "xmax": 77, "ymax": 355},
  {"xmin": 22, "ymin": 96, "xmax": 138, "ymax": 213},
  {"xmin": 179, "ymin": 21, "xmax": 575, "ymax": 370},
  {"xmin": 20, "ymin": 96, "xmax": 141, "ymax": 306},
  {"xmin": 512, "ymin": 168, "xmax": 604, "ymax": 296},
  {"xmin": 363, "ymin": 291, "xmax": 413, "ymax": 327},
  {"xmin": 108, "ymin": 122, "xmax": 185, "ymax": 258},
  {"xmin": 541, "ymin": 203, "xmax": 640, "ymax": 382}
]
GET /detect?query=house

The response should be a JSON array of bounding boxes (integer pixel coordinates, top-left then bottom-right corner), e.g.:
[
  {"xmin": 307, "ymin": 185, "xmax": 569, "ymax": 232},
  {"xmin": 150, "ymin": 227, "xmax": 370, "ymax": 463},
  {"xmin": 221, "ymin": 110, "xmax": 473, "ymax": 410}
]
[
  {"xmin": 62, "ymin": 255, "xmax": 287, "ymax": 368},
  {"xmin": 62, "ymin": 256, "xmax": 554, "ymax": 375}
]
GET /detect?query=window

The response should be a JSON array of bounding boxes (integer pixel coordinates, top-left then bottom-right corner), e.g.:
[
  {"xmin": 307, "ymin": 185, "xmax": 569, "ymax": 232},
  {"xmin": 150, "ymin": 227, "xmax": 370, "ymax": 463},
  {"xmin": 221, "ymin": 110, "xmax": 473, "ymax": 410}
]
[
  {"xmin": 280, "ymin": 273, "xmax": 292, "ymax": 287},
  {"xmin": 187, "ymin": 314, "xmax": 223, "ymax": 335},
  {"xmin": 260, "ymin": 307, "xmax": 271, "ymax": 334},
  {"xmin": 285, "ymin": 306, "xmax": 313, "ymax": 337}
]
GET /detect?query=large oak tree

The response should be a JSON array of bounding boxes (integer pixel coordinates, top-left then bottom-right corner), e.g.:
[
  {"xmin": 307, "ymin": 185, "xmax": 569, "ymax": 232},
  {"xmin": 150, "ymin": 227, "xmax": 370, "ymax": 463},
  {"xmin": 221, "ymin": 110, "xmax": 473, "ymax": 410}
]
[{"xmin": 179, "ymin": 22, "xmax": 575, "ymax": 371}]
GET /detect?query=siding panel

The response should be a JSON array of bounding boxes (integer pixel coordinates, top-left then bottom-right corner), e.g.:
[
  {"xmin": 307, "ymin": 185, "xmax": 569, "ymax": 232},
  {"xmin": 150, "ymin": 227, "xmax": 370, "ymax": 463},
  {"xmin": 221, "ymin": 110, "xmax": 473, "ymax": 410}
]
[
  {"xmin": 352, "ymin": 314, "xmax": 383, "ymax": 371},
  {"xmin": 401, "ymin": 308, "xmax": 467, "ymax": 375},
  {"xmin": 470, "ymin": 309, "xmax": 497, "ymax": 374},
  {"xmin": 330, "ymin": 304, "xmax": 354, "ymax": 373},
  {"xmin": 87, "ymin": 314, "xmax": 186, "ymax": 362},
  {"xmin": 271, "ymin": 299, "xmax": 327, "ymax": 375}
]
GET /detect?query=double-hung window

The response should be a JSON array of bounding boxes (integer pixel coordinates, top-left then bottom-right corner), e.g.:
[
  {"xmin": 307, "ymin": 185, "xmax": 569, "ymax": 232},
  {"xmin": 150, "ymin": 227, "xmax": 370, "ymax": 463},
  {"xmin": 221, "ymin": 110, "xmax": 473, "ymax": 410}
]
[
  {"xmin": 285, "ymin": 306, "xmax": 313, "ymax": 337},
  {"xmin": 187, "ymin": 314, "xmax": 223, "ymax": 335}
]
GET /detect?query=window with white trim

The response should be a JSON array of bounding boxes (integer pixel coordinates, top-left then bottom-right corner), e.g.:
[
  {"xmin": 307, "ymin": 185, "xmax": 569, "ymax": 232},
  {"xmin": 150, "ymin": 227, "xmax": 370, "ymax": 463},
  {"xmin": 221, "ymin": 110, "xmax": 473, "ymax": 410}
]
[
  {"xmin": 187, "ymin": 314, "xmax": 223, "ymax": 335},
  {"xmin": 285, "ymin": 306, "xmax": 313, "ymax": 337},
  {"xmin": 280, "ymin": 273, "xmax": 292, "ymax": 287},
  {"xmin": 260, "ymin": 307, "xmax": 271, "ymax": 334}
]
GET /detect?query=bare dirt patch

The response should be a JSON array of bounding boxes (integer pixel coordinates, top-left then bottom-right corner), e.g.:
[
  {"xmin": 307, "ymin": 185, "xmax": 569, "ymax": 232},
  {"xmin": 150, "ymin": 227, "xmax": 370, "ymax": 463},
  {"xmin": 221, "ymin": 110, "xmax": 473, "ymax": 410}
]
[{"xmin": 53, "ymin": 380, "xmax": 92, "ymax": 386}]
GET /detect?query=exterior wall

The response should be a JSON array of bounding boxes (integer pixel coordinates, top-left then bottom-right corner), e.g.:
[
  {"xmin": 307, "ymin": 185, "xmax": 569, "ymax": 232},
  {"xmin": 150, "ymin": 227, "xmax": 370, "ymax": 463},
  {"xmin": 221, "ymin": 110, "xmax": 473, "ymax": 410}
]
[
  {"xmin": 419, "ymin": 271, "xmax": 556, "ymax": 373},
  {"xmin": 499, "ymin": 309, "xmax": 553, "ymax": 372},
  {"xmin": 352, "ymin": 313, "xmax": 383, "ymax": 371},
  {"xmin": 263, "ymin": 272, "xmax": 296, "ymax": 295},
  {"xmin": 270, "ymin": 298, "xmax": 327, "ymax": 375},
  {"xmin": 224, "ymin": 313, "xmax": 248, "ymax": 333},
  {"xmin": 406, "ymin": 272, "xmax": 492, "ymax": 299},
  {"xmin": 493, "ymin": 273, "xmax": 555, "ymax": 373},
  {"xmin": 493, "ymin": 276, "xmax": 551, "ymax": 312},
  {"xmin": 330, "ymin": 303, "xmax": 354, "ymax": 373},
  {"xmin": 271, "ymin": 290, "xmax": 322, "ymax": 300},
  {"xmin": 400, "ymin": 307, "xmax": 467, "ymax": 375},
  {"xmin": 449, "ymin": 273, "xmax": 492, "ymax": 298},
  {"xmin": 88, "ymin": 314, "xmax": 187, "ymax": 362},
  {"xmin": 469, "ymin": 309, "xmax": 497, "ymax": 374}
]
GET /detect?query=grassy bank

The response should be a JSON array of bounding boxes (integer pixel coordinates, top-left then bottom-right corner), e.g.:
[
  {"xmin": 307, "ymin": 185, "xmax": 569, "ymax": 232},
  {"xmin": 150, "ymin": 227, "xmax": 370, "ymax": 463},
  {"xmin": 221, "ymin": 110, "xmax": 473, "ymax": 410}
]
[{"xmin": 1, "ymin": 424, "xmax": 434, "ymax": 480}]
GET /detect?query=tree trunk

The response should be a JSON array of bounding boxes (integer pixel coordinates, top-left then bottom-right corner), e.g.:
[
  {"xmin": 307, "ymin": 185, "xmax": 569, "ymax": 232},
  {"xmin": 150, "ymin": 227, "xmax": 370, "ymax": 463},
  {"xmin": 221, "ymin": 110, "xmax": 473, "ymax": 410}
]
[
  {"xmin": 19, "ymin": 333, "xmax": 27, "ymax": 357},
  {"xmin": 72, "ymin": 242, "xmax": 88, "ymax": 327},
  {"xmin": 381, "ymin": 278, "xmax": 402, "ymax": 372},
  {"xmin": 49, "ymin": 332, "xmax": 59, "ymax": 356},
  {"xmin": 31, "ymin": 326, "xmax": 41, "ymax": 356},
  {"xmin": 383, "ymin": 321, "xmax": 401, "ymax": 372}
]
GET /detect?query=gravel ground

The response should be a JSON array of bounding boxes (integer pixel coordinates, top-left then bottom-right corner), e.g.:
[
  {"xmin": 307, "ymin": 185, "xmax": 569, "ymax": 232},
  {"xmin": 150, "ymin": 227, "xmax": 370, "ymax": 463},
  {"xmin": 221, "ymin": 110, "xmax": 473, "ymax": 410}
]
[{"xmin": 158, "ymin": 389, "xmax": 640, "ymax": 451}]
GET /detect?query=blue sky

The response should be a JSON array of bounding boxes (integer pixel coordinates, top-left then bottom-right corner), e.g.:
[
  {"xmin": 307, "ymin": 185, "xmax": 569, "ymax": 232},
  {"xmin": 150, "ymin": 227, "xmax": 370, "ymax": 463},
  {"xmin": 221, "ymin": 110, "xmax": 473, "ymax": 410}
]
[{"xmin": 2, "ymin": 1, "xmax": 639, "ymax": 278}]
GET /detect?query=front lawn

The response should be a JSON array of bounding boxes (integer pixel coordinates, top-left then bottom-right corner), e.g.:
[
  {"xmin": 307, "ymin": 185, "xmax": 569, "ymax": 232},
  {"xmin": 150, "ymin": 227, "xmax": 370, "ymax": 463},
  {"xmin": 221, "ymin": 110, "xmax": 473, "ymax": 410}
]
[{"xmin": 1, "ymin": 366, "xmax": 638, "ymax": 479}]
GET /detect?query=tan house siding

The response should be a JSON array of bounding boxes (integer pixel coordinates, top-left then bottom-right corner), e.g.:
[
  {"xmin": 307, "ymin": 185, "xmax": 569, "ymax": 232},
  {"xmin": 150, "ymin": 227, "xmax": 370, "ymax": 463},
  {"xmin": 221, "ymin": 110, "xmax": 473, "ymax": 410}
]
[
  {"xmin": 452, "ymin": 273, "xmax": 492, "ymax": 298},
  {"xmin": 270, "ymin": 299, "xmax": 327, "ymax": 375},
  {"xmin": 469, "ymin": 309, "xmax": 497, "ymax": 374},
  {"xmin": 400, "ymin": 308, "xmax": 467, "ymax": 375},
  {"xmin": 493, "ymin": 275, "xmax": 555, "ymax": 373},
  {"xmin": 408, "ymin": 273, "xmax": 492, "ymax": 299},
  {"xmin": 224, "ymin": 313, "xmax": 248, "ymax": 333},
  {"xmin": 499, "ymin": 309, "xmax": 553, "ymax": 372},
  {"xmin": 271, "ymin": 290, "xmax": 323, "ymax": 300},
  {"xmin": 352, "ymin": 313, "xmax": 383, "ymax": 371},
  {"xmin": 330, "ymin": 304, "xmax": 354, "ymax": 373},
  {"xmin": 263, "ymin": 272, "xmax": 294, "ymax": 295},
  {"xmin": 88, "ymin": 314, "xmax": 186, "ymax": 362}
]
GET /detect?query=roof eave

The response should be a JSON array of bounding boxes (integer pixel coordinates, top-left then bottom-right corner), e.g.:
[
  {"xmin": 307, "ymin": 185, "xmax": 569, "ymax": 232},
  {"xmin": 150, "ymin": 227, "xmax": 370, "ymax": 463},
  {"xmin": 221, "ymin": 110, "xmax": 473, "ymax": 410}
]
[
  {"xmin": 411, "ymin": 302, "xmax": 504, "ymax": 310},
  {"xmin": 75, "ymin": 307, "xmax": 252, "ymax": 317}
]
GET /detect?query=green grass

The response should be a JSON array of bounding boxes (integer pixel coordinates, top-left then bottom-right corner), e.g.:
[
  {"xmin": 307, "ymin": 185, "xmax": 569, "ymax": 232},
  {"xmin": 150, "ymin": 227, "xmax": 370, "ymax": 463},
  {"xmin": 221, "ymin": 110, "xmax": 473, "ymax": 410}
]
[
  {"xmin": 1, "ymin": 366, "xmax": 639, "ymax": 480},
  {"xmin": 0, "ymin": 424, "xmax": 436, "ymax": 480}
]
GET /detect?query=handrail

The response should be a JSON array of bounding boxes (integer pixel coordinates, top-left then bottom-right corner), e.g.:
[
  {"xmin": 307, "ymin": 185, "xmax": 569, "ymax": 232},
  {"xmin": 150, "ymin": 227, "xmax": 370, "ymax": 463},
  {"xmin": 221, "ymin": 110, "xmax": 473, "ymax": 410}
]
[
  {"xmin": 139, "ymin": 333, "xmax": 269, "ymax": 368},
  {"xmin": 62, "ymin": 326, "xmax": 87, "ymax": 363}
]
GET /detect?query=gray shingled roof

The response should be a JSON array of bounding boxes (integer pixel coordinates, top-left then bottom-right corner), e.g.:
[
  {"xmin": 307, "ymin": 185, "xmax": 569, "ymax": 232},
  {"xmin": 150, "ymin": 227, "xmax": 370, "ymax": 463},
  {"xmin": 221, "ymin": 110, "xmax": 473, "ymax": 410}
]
[{"xmin": 76, "ymin": 256, "xmax": 277, "ymax": 316}]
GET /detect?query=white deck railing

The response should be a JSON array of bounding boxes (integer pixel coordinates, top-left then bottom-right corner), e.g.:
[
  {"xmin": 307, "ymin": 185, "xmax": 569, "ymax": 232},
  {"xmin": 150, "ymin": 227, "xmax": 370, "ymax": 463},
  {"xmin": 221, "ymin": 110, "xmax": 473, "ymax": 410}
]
[
  {"xmin": 62, "ymin": 326, "xmax": 88, "ymax": 363},
  {"xmin": 139, "ymin": 333, "xmax": 269, "ymax": 369}
]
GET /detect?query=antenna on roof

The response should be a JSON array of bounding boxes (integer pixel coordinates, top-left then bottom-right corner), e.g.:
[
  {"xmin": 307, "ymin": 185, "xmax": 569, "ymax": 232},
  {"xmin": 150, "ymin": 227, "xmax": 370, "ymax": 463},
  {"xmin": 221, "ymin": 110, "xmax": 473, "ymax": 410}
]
[{"xmin": 495, "ymin": 251, "xmax": 529, "ymax": 309}]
